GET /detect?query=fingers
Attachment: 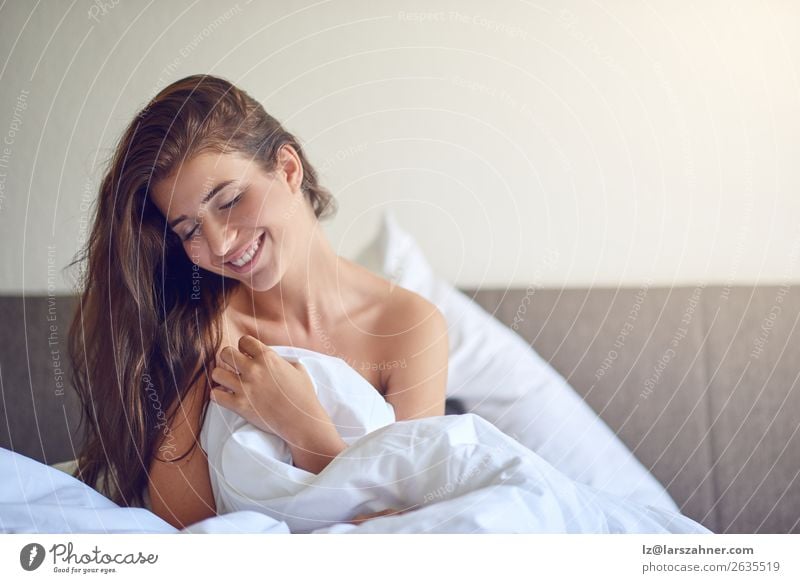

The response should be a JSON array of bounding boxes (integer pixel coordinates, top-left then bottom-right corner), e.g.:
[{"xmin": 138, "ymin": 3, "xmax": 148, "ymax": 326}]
[
  {"xmin": 238, "ymin": 334, "xmax": 274, "ymax": 361},
  {"xmin": 211, "ymin": 366, "xmax": 242, "ymax": 392},
  {"xmin": 348, "ymin": 508, "xmax": 405, "ymax": 525},
  {"xmin": 218, "ymin": 345, "xmax": 250, "ymax": 375},
  {"xmin": 209, "ymin": 386, "xmax": 238, "ymax": 410},
  {"xmin": 289, "ymin": 360, "xmax": 307, "ymax": 374},
  {"xmin": 348, "ymin": 513, "xmax": 371, "ymax": 525}
]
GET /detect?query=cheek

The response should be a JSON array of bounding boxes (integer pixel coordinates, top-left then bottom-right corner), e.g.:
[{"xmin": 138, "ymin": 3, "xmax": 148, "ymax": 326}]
[
  {"xmin": 242, "ymin": 192, "xmax": 272, "ymax": 223},
  {"xmin": 249, "ymin": 187, "xmax": 303, "ymax": 225},
  {"xmin": 280, "ymin": 193, "xmax": 307, "ymax": 223}
]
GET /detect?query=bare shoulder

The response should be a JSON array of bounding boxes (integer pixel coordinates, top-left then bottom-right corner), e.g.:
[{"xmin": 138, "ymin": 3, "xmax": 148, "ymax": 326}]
[
  {"xmin": 345, "ymin": 260, "xmax": 442, "ymax": 328},
  {"xmin": 359, "ymin": 270, "xmax": 448, "ymax": 419},
  {"xmin": 381, "ymin": 285, "xmax": 446, "ymax": 338}
]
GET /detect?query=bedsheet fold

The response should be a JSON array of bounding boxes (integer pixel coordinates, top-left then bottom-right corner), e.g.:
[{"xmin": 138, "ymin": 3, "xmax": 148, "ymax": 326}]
[{"xmin": 200, "ymin": 346, "xmax": 710, "ymax": 534}]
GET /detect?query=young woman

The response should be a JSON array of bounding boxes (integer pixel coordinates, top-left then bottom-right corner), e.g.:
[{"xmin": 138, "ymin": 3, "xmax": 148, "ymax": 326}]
[{"xmin": 68, "ymin": 74, "xmax": 448, "ymax": 529}]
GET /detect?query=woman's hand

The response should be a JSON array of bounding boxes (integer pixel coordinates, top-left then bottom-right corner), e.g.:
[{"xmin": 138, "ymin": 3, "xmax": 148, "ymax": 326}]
[
  {"xmin": 209, "ymin": 335, "xmax": 322, "ymax": 441},
  {"xmin": 348, "ymin": 508, "xmax": 411, "ymax": 525}
]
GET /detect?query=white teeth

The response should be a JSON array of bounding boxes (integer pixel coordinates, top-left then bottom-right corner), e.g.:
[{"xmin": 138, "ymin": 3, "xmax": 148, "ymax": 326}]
[
  {"xmin": 229, "ymin": 236, "xmax": 260, "ymax": 267},
  {"xmin": 233, "ymin": 252, "xmax": 253, "ymax": 267}
]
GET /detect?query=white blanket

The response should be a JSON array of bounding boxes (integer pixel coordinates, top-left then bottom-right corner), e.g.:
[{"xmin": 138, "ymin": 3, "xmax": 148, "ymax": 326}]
[
  {"xmin": 200, "ymin": 346, "xmax": 710, "ymax": 534},
  {"xmin": 0, "ymin": 447, "xmax": 291, "ymax": 534}
]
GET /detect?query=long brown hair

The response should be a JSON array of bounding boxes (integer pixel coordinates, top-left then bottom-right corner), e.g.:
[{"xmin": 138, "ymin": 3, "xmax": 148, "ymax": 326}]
[{"xmin": 67, "ymin": 74, "xmax": 336, "ymax": 507}]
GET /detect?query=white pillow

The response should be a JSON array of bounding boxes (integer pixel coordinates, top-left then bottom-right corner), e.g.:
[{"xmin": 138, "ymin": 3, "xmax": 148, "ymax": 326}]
[
  {"xmin": 1, "ymin": 448, "xmax": 174, "ymax": 533},
  {"xmin": 6, "ymin": 448, "xmax": 290, "ymax": 533},
  {"xmin": 354, "ymin": 210, "xmax": 679, "ymax": 512}
]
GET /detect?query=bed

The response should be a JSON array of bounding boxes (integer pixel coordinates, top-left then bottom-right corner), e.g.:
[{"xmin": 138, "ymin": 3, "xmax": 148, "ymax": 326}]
[{"xmin": 2, "ymin": 214, "xmax": 798, "ymax": 533}]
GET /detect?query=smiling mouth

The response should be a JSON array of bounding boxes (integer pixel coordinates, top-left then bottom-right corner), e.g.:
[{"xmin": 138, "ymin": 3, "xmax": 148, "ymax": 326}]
[{"xmin": 224, "ymin": 232, "xmax": 265, "ymax": 274}]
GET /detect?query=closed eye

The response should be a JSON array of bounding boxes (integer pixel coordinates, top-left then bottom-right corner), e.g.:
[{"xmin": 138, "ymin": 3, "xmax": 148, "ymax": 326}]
[
  {"xmin": 219, "ymin": 192, "xmax": 243, "ymax": 211},
  {"xmin": 180, "ymin": 191, "xmax": 245, "ymax": 242}
]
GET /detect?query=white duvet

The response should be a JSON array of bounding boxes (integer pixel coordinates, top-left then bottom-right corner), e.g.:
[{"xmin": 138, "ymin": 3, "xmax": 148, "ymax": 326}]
[
  {"xmin": 199, "ymin": 346, "xmax": 710, "ymax": 534},
  {"xmin": 0, "ymin": 444, "xmax": 291, "ymax": 534}
]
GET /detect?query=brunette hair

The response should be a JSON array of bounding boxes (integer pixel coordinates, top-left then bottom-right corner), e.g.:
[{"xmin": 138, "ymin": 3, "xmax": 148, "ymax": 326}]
[{"xmin": 67, "ymin": 74, "xmax": 336, "ymax": 507}]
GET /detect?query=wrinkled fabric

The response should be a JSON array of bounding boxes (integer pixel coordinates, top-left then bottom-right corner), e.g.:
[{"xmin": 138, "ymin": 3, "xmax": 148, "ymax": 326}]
[{"xmin": 200, "ymin": 346, "xmax": 709, "ymax": 534}]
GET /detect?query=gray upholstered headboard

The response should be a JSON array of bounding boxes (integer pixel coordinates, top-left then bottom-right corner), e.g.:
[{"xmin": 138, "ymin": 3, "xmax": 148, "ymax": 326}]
[{"xmin": 1, "ymin": 286, "xmax": 798, "ymax": 534}]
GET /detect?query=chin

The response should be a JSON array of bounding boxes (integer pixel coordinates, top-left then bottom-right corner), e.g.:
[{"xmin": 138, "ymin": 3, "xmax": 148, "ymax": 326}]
[
  {"xmin": 243, "ymin": 269, "xmax": 281, "ymax": 292},
  {"xmin": 247, "ymin": 281, "xmax": 277, "ymax": 292}
]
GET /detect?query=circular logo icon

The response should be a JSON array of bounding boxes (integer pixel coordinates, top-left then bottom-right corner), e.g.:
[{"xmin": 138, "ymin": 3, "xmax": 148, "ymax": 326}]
[{"xmin": 19, "ymin": 543, "xmax": 46, "ymax": 571}]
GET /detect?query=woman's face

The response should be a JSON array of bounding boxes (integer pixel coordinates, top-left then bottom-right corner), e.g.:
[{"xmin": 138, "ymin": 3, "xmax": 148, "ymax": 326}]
[{"xmin": 150, "ymin": 147, "xmax": 307, "ymax": 291}]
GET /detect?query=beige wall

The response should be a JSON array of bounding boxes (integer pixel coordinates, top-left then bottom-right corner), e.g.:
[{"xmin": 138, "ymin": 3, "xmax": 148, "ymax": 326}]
[{"xmin": 1, "ymin": 0, "xmax": 798, "ymax": 294}]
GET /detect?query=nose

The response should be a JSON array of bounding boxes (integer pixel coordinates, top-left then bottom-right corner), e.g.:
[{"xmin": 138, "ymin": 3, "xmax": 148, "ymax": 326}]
[{"xmin": 204, "ymin": 218, "xmax": 237, "ymax": 264}]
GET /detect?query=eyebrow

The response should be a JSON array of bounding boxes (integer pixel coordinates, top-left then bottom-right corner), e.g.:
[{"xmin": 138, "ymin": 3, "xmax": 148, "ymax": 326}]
[{"xmin": 168, "ymin": 179, "xmax": 237, "ymax": 228}]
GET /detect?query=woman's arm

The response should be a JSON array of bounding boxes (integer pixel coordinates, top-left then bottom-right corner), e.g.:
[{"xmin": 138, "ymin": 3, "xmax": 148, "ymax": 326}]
[
  {"xmin": 343, "ymin": 296, "xmax": 449, "ymax": 526},
  {"xmin": 381, "ymin": 293, "xmax": 449, "ymax": 421},
  {"xmin": 148, "ymin": 377, "xmax": 217, "ymax": 529},
  {"xmin": 283, "ymin": 401, "xmax": 347, "ymax": 474}
]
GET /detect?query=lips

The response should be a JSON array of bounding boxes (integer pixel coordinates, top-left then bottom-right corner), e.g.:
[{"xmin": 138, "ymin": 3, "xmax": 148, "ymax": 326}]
[
  {"xmin": 227, "ymin": 234, "xmax": 260, "ymax": 264},
  {"xmin": 224, "ymin": 232, "xmax": 265, "ymax": 274}
]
